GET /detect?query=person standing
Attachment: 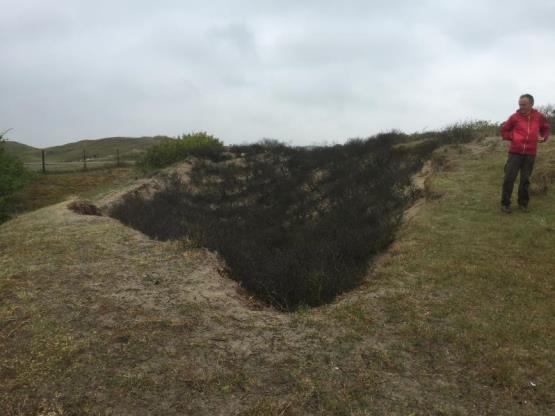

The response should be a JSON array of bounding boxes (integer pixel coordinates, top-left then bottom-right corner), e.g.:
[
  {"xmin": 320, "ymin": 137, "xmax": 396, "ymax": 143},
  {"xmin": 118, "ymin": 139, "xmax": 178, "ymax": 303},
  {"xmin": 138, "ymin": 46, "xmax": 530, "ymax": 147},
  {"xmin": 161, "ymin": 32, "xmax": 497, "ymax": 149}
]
[{"xmin": 500, "ymin": 94, "xmax": 550, "ymax": 213}]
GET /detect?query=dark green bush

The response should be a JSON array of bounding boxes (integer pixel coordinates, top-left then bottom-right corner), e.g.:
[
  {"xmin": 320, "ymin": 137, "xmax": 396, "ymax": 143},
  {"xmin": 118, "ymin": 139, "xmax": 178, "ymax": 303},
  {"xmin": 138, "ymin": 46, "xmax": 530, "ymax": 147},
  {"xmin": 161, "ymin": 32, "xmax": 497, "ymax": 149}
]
[
  {"xmin": 136, "ymin": 132, "xmax": 225, "ymax": 171},
  {"xmin": 111, "ymin": 126, "xmax": 478, "ymax": 311},
  {"xmin": 0, "ymin": 132, "xmax": 36, "ymax": 223}
]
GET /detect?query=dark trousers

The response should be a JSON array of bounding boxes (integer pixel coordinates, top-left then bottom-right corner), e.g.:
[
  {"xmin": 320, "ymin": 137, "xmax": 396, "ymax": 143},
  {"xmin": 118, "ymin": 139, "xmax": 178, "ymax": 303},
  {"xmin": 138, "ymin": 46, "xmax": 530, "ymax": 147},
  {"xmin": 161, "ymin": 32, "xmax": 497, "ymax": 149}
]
[{"xmin": 501, "ymin": 153, "xmax": 535, "ymax": 207}]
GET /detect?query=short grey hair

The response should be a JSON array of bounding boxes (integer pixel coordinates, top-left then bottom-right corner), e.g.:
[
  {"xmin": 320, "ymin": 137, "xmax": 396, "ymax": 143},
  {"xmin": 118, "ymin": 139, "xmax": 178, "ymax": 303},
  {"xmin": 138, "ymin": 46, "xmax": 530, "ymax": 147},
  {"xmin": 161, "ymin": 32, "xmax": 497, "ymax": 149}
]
[{"xmin": 520, "ymin": 94, "xmax": 534, "ymax": 105}]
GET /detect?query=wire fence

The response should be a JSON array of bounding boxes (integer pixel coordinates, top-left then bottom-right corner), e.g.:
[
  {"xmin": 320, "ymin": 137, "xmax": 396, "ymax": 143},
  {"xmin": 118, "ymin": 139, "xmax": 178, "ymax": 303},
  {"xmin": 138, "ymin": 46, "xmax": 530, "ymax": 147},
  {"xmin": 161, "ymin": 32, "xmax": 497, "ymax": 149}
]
[{"xmin": 23, "ymin": 149, "xmax": 135, "ymax": 173}]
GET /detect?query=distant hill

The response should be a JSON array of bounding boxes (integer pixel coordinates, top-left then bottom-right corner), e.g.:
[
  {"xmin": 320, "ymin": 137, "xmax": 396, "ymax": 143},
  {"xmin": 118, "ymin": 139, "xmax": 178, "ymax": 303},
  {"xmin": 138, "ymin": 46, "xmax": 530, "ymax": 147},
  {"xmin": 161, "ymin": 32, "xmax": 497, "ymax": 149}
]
[
  {"xmin": 3, "ymin": 141, "xmax": 41, "ymax": 162},
  {"xmin": 4, "ymin": 136, "xmax": 171, "ymax": 163}
]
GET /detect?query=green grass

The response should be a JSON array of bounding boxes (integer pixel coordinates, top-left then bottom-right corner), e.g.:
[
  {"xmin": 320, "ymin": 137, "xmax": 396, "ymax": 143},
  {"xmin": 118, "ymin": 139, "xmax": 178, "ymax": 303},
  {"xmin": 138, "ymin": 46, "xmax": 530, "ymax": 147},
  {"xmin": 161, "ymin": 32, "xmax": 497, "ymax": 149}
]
[
  {"xmin": 0, "ymin": 136, "xmax": 553, "ymax": 415},
  {"xmin": 9, "ymin": 167, "xmax": 139, "ymax": 214},
  {"xmin": 2, "ymin": 140, "xmax": 41, "ymax": 162}
]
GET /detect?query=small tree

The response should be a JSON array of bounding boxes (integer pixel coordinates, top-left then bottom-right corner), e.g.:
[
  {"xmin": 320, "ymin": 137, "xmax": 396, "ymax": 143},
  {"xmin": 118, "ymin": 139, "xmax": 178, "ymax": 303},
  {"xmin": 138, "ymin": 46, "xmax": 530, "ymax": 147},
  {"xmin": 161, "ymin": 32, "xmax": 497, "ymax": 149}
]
[
  {"xmin": 537, "ymin": 104, "xmax": 555, "ymax": 130},
  {"xmin": 0, "ymin": 128, "xmax": 12, "ymax": 152}
]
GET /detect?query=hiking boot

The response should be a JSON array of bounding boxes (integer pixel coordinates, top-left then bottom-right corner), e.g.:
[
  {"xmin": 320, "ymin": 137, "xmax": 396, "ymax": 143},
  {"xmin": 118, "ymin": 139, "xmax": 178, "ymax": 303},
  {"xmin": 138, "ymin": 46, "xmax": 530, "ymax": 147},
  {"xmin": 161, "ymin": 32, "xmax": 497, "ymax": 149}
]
[
  {"xmin": 518, "ymin": 205, "xmax": 529, "ymax": 213},
  {"xmin": 501, "ymin": 205, "xmax": 512, "ymax": 213}
]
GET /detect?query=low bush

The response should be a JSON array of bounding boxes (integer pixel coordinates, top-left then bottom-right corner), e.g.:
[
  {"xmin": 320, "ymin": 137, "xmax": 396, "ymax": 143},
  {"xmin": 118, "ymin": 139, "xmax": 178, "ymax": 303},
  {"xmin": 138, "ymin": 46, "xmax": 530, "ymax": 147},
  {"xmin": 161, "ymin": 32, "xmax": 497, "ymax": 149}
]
[
  {"xmin": 136, "ymin": 132, "xmax": 225, "ymax": 172},
  {"xmin": 0, "ymin": 131, "xmax": 36, "ymax": 223},
  {"xmin": 111, "ymin": 126, "xmax": 479, "ymax": 310}
]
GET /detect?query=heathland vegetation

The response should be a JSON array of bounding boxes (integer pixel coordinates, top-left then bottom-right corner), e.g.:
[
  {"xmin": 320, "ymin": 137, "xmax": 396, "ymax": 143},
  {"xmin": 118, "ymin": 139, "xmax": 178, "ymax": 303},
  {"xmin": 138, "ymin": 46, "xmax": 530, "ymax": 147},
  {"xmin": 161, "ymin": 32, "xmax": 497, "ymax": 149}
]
[{"xmin": 111, "ymin": 123, "xmax": 491, "ymax": 310}]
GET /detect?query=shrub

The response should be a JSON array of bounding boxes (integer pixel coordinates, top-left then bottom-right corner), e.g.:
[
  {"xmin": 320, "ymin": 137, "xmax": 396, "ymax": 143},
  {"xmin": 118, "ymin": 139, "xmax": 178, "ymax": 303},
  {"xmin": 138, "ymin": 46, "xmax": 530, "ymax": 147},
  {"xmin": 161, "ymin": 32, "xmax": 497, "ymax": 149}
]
[
  {"xmin": 0, "ymin": 131, "xmax": 36, "ymax": 223},
  {"xmin": 537, "ymin": 104, "xmax": 555, "ymax": 130},
  {"xmin": 458, "ymin": 120, "xmax": 501, "ymax": 138},
  {"xmin": 136, "ymin": 132, "xmax": 225, "ymax": 171}
]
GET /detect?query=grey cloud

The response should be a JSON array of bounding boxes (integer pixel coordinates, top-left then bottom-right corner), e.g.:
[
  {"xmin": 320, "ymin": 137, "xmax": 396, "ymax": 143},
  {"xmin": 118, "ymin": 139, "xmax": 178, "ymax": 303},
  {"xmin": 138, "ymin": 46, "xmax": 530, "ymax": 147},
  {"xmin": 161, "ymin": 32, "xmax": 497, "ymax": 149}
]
[
  {"xmin": 1, "ymin": 0, "xmax": 555, "ymax": 147},
  {"xmin": 208, "ymin": 23, "xmax": 257, "ymax": 56}
]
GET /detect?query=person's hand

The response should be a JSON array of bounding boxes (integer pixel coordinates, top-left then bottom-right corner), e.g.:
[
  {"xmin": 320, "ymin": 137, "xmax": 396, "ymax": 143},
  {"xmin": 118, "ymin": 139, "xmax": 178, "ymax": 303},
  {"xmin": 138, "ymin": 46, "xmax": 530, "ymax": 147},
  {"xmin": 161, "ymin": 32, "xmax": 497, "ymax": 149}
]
[{"xmin": 538, "ymin": 137, "xmax": 547, "ymax": 143}]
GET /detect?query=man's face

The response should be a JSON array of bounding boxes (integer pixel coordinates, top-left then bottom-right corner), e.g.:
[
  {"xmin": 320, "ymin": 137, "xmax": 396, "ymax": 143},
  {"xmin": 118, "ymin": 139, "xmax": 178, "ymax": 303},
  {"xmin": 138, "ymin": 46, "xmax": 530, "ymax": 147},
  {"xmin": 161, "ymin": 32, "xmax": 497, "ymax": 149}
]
[{"xmin": 518, "ymin": 97, "xmax": 533, "ymax": 114}]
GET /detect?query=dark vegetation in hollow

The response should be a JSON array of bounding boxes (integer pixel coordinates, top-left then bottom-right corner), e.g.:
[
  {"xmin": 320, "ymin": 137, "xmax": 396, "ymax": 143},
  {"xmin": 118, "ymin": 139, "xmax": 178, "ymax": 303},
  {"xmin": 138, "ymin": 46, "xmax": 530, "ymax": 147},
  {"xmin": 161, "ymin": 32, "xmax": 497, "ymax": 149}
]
[{"xmin": 110, "ymin": 125, "xmax": 483, "ymax": 310}]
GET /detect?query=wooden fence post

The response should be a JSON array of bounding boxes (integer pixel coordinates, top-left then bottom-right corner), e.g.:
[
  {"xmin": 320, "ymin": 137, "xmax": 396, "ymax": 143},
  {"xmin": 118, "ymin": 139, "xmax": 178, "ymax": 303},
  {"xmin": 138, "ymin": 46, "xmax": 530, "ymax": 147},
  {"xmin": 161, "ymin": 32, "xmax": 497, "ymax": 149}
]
[
  {"xmin": 117, "ymin": 148, "xmax": 120, "ymax": 167},
  {"xmin": 83, "ymin": 150, "xmax": 87, "ymax": 171},
  {"xmin": 41, "ymin": 149, "xmax": 46, "ymax": 174}
]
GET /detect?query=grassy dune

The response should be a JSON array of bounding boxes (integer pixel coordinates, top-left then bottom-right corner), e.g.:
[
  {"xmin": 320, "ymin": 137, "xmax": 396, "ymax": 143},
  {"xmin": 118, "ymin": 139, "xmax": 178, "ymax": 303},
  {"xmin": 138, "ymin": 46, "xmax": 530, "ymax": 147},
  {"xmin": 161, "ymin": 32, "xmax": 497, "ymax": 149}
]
[
  {"xmin": 4, "ymin": 136, "xmax": 167, "ymax": 164},
  {"xmin": 0, "ymin": 137, "xmax": 554, "ymax": 415},
  {"xmin": 2, "ymin": 141, "xmax": 41, "ymax": 162}
]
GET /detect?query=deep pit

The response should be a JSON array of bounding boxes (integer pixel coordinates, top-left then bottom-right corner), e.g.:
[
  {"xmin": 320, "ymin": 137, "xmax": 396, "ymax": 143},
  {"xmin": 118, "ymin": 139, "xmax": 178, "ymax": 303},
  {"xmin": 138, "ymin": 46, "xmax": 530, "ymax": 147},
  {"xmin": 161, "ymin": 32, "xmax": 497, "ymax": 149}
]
[{"xmin": 108, "ymin": 130, "xmax": 478, "ymax": 311}]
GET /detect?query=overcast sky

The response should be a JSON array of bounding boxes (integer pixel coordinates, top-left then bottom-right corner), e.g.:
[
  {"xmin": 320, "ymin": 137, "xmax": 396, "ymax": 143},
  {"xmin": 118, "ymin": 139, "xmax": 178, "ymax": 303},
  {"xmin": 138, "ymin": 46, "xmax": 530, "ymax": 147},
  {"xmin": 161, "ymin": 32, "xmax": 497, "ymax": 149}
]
[{"xmin": 2, "ymin": 0, "xmax": 554, "ymax": 148}]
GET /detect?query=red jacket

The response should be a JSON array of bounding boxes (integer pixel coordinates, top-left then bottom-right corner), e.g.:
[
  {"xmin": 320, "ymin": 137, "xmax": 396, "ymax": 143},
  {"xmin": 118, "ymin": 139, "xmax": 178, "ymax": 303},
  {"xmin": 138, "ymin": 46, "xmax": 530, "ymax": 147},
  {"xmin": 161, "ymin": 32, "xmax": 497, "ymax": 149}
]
[{"xmin": 500, "ymin": 109, "xmax": 550, "ymax": 155}]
